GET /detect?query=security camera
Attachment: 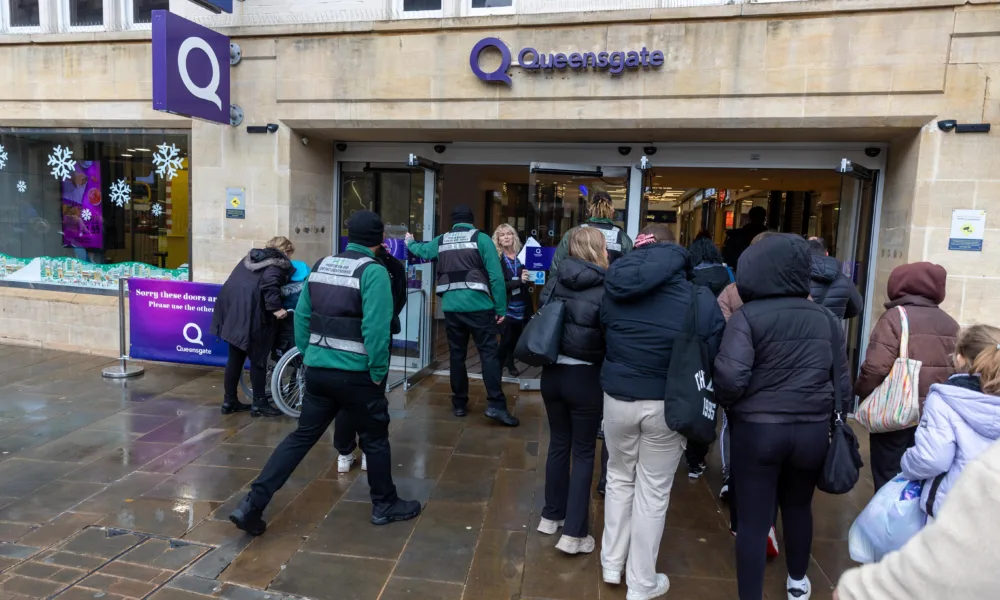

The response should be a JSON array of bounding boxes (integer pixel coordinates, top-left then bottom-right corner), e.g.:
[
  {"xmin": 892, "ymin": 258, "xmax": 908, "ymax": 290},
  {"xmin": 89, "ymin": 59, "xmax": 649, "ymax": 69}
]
[
  {"xmin": 864, "ymin": 147, "xmax": 881, "ymax": 158},
  {"xmin": 301, "ymin": 137, "xmax": 309, "ymax": 146},
  {"xmin": 643, "ymin": 146, "xmax": 657, "ymax": 156},
  {"xmin": 938, "ymin": 120, "xmax": 957, "ymax": 132},
  {"xmin": 335, "ymin": 143, "xmax": 347, "ymax": 152},
  {"xmin": 434, "ymin": 145, "xmax": 447, "ymax": 154},
  {"xmin": 265, "ymin": 123, "xmax": 279, "ymax": 133},
  {"xmin": 617, "ymin": 146, "xmax": 632, "ymax": 156}
]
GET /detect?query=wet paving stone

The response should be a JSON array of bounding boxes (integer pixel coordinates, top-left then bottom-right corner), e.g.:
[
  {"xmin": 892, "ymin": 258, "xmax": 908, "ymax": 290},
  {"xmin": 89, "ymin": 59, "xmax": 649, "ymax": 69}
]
[{"xmin": 0, "ymin": 349, "xmax": 872, "ymax": 600}]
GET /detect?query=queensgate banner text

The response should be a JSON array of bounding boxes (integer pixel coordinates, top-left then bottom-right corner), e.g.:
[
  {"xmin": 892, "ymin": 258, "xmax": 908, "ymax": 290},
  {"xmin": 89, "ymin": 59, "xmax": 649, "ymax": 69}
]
[{"xmin": 129, "ymin": 279, "xmax": 229, "ymax": 367}]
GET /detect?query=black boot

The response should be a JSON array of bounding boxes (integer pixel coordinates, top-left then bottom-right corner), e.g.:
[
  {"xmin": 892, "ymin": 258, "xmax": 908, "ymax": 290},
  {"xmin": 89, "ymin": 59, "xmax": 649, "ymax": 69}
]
[
  {"xmin": 229, "ymin": 495, "xmax": 267, "ymax": 536},
  {"xmin": 221, "ymin": 395, "xmax": 251, "ymax": 415},
  {"xmin": 371, "ymin": 498, "xmax": 422, "ymax": 526},
  {"xmin": 250, "ymin": 396, "xmax": 282, "ymax": 418},
  {"xmin": 506, "ymin": 364, "xmax": 520, "ymax": 378},
  {"xmin": 484, "ymin": 407, "xmax": 520, "ymax": 427}
]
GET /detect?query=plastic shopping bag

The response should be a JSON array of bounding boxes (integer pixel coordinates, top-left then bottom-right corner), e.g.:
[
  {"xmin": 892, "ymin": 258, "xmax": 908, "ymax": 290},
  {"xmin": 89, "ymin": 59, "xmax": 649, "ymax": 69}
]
[{"xmin": 848, "ymin": 475, "xmax": 926, "ymax": 563}]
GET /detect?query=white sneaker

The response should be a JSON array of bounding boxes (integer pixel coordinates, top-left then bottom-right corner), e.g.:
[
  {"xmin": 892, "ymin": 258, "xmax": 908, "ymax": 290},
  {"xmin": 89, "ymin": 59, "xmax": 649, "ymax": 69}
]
[
  {"xmin": 602, "ymin": 567, "xmax": 622, "ymax": 585},
  {"xmin": 555, "ymin": 535, "xmax": 594, "ymax": 555},
  {"xmin": 361, "ymin": 453, "xmax": 367, "ymax": 471},
  {"xmin": 625, "ymin": 573, "xmax": 670, "ymax": 600},
  {"xmin": 337, "ymin": 453, "xmax": 355, "ymax": 473},
  {"xmin": 536, "ymin": 517, "xmax": 564, "ymax": 535},
  {"xmin": 787, "ymin": 575, "xmax": 811, "ymax": 600}
]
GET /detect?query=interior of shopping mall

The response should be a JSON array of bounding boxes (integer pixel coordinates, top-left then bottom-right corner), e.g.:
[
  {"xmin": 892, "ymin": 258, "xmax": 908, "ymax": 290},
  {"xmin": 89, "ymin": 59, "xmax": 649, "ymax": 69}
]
[{"xmin": 337, "ymin": 159, "xmax": 877, "ymax": 388}]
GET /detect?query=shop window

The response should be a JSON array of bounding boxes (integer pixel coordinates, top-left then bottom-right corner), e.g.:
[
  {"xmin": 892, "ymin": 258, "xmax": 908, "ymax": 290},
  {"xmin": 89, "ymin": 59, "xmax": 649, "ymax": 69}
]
[
  {"xmin": 68, "ymin": 0, "xmax": 102, "ymax": 27},
  {"xmin": 130, "ymin": 0, "xmax": 167, "ymax": 25},
  {"xmin": 0, "ymin": 130, "xmax": 191, "ymax": 290},
  {"xmin": 471, "ymin": 0, "xmax": 512, "ymax": 7},
  {"xmin": 7, "ymin": 0, "xmax": 40, "ymax": 27}
]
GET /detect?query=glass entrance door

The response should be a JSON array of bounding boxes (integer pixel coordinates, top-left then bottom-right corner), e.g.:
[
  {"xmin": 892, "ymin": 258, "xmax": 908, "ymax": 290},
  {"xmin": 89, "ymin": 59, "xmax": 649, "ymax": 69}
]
[
  {"xmin": 525, "ymin": 163, "xmax": 629, "ymax": 299},
  {"xmin": 337, "ymin": 161, "xmax": 438, "ymax": 390}
]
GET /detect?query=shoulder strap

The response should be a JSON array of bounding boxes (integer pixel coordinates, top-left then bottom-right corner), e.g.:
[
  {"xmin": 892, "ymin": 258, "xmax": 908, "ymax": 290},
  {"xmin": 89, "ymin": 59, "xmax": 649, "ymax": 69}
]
[
  {"xmin": 897, "ymin": 306, "xmax": 910, "ymax": 360},
  {"xmin": 925, "ymin": 471, "xmax": 947, "ymax": 518},
  {"xmin": 686, "ymin": 284, "xmax": 700, "ymax": 335},
  {"xmin": 825, "ymin": 309, "xmax": 845, "ymax": 418}
]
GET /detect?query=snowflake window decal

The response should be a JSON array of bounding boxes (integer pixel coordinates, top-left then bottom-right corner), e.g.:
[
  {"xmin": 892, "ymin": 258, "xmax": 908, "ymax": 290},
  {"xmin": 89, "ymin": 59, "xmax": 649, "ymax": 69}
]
[
  {"xmin": 16, "ymin": 181, "xmax": 26, "ymax": 193},
  {"xmin": 152, "ymin": 143, "xmax": 183, "ymax": 181},
  {"xmin": 47, "ymin": 145, "xmax": 76, "ymax": 181},
  {"xmin": 151, "ymin": 203, "xmax": 164, "ymax": 218},
  {"xmin": 0, "ymin": 144, "xmax": 7, "ymax": 170},
  {"xmin": 110, "ymin": 179, "xmax": 130, "ymax": 207},
  {"xmin": 81, "ymin": 209, "xmax": 93, "ymax": 222}
]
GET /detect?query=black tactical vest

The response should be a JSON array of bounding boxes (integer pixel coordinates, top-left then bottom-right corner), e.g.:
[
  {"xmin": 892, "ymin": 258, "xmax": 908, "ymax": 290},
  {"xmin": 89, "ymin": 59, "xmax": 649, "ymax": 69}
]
[
  {"xmin": 306, "ymin": 249, "xmax": 376, "ymax": 355},
  {"xmin": 435, "ymin": 228, "xmax": 490, "ymax": 297},
  {"xmin": 582, "ymin": 221, "xmax": 625, "ymax": 264}
]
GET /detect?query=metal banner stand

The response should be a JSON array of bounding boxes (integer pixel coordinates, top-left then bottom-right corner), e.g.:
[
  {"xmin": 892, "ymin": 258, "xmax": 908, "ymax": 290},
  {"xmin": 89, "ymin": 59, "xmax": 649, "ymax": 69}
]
[{"xmin": 102, "ymin": 277, "xmax": 145, "ymax": 379}]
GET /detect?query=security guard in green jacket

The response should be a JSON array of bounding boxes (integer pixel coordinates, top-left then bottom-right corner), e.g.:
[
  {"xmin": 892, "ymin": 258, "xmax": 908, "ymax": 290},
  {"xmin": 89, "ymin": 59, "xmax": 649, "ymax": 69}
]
[
  {"xmin": 548, "ymin": 191, "xmax": 634, "ymax": 282},
  {"xmin": 231, "ymin": 211, "xmax": 421, "ymax": 533},
  {"xmin": 406, "ymin": 204, "xmax": 518, "ymax": 427}
]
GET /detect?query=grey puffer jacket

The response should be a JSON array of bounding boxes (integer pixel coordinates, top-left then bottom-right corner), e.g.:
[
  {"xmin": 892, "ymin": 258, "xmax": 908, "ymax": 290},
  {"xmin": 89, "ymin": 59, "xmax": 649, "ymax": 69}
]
[{"xmin": 809, "ymin": 255, "xmax": 863, "ymax": 320}]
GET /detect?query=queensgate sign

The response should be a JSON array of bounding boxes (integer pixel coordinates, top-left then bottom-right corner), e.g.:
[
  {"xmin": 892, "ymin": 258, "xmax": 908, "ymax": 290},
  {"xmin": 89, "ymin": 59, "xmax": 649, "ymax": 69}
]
[{"xmin": 470, "ymin": 37, "xmax": 664, "ymax": 86}]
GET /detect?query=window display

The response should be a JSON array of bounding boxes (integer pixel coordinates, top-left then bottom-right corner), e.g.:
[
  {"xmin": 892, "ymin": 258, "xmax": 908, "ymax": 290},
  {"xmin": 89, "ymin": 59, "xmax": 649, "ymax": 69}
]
[{"xmin": 0, "ymin": 130, "xmax": 191, "ymax": 290}]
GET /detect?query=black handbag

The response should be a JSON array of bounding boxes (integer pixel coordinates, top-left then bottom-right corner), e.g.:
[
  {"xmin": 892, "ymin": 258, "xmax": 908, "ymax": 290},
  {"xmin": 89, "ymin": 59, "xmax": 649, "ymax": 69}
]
[
  {"xmin": 513, "ymin": 299, "xmax": 565, "ymax": 367},
  {"xmin": 818, "ymin": 311, "xmax": 864, "ymax": 495},
  {"xmin": 663, "ymin": 285, "xmax": 718, "ymax": 445}
]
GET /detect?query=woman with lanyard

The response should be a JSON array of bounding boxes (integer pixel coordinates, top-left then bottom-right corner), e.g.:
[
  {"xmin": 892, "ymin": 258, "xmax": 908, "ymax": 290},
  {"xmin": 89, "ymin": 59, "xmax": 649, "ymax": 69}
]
[{"xmin": 493, "ymin": 224, "xmax": 534, "ymax": 377}]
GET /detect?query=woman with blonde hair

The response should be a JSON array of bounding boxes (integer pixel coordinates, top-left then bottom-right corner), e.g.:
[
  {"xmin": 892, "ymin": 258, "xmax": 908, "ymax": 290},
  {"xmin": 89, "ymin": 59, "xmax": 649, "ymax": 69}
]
[
  {"xmin": 211, "ymin": 236, "xmax": 295, "ymax": 418},
  {"xmin": 494, "ymin": 223, "xmax": 533, "ymax": 377},
  {"xmin": 536, "ymin": 226, "xmax": 608, "ymax": 555}
]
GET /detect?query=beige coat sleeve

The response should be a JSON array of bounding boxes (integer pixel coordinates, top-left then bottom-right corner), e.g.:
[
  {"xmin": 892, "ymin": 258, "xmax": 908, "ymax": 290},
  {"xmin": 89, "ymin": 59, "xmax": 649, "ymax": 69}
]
[
  {"xmin": 718, "ymin": 283, "xmax": 743, "ymax": 322},
  {"xmin": 836, "ymin": 440, "xmax": 1000, "ymax": 600}
]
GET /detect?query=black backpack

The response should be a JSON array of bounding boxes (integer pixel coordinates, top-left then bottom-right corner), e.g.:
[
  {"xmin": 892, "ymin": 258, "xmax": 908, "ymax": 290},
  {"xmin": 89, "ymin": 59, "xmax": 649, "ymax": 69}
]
[{"xmin": 662, "ymin": 285, "xmax": 718, "ymax": 444}]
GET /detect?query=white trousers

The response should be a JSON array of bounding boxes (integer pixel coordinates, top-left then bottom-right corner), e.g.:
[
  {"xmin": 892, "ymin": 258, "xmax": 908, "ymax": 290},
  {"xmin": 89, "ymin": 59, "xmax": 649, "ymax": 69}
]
[{"xmin": 601, "ymin": 394, "xmax": 686, "ymax": 595}]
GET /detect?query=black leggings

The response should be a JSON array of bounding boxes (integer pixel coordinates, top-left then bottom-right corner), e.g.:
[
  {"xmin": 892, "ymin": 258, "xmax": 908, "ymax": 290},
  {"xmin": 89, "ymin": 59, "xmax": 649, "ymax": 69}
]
[
  {"xmin": 731, "ymin": 421, "xmax": 829, "ymax": 600},
  {"xmin": 223, "ymin": 343, "xmax": 267, "ymax": 402}
]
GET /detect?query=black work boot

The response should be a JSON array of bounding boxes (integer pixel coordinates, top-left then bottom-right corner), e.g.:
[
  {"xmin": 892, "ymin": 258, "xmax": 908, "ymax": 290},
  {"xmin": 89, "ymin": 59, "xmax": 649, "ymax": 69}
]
[
  {"xmin": 371, "ymin": 498, "xmax": 422, "ymax": 526},
  {"xmin": 485, "ymin": 407, "xmax": 520, "ymax": 427},
  {"xmin": 250, "ymin": 396, "xmax": 282, "ymax": 418},
  {"xmin": 221, "ymin": 395, "xmax": 251, "ymax": 415},
  {"xmin": 229, "ymin": 495, "xmax": 267, "ymax": 536}
]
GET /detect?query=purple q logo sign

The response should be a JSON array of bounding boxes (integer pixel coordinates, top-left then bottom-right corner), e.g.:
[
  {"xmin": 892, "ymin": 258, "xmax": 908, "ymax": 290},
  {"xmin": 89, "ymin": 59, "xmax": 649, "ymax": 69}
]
[
  {"xmin": 470, "ymin": 37, "xmax": 512, "ymax": 86},
  {"xmin": 151, "ymin": 10, "xmax": 231, "ymax": 125}
]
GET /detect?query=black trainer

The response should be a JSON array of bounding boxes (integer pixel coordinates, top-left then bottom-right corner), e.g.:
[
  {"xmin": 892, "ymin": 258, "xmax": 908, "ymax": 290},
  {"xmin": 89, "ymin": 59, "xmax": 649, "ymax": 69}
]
[
  {"xmin": 229, "ymin": 495, "xmax": 267, "ymax": 536},
  {"xmin": 251, "ymin": 397, "xmax": 282, "ymax": 418},
  {"xmin": 687, "ymin": 462, "xmax": 706, "ymax": 480},
  {"xmin": 719, "ymin": 475, "xmax": 731, "ymax": 502},
  {"xmin": 484, "ymin": 407, "xmax": 520, "ymax": 427},
  {"xmin": 221, "ymin": 396, "xmax": 251, "ymax": 415},
  {"xmin": 507, "ymin": 365, "xmax": 520, "ymax": 378},
  {"xmin": 371, "ymin": 498, "xmax": 422, "ymax": 526},
  {"xmin": 453, "ymin": 406, "xmax": 468, "ymax": 417}
]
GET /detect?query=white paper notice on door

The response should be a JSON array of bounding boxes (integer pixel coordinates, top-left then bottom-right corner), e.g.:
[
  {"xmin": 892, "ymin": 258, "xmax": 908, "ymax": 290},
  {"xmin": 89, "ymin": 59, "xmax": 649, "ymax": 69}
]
[{"xmin": 948, "ymin": 209, "xmax": 986, "ymax": 252}]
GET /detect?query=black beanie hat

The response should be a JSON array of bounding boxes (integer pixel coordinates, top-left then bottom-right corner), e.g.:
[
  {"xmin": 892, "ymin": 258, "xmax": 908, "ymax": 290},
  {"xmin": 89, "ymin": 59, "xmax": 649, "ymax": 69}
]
[
  {"xmin": 451, "ymin": 205, "xmax": 474, "ymax": 225},
  {"xmin": 348, "ymin": 210, "xmax": 384, "ymax": 247}
]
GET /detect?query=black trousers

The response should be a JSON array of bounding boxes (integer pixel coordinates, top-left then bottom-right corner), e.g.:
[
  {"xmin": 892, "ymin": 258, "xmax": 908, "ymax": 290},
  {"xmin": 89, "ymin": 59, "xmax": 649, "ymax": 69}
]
[
  {"xmin": 249, "ymin": 367, "xmax": 398, "ymax": 508},
  {"xmin": 540, "ymin": 363, "xmax": 603, "ymax": 538},
  {"xmin": 497, "ymin": 317, "xmax": 526, "ymax": 371},
  {"xmin": 223, "ymin": 343, "xmax": 266, "ymax": 401},
  {"xmin": 685, "ymin": 440, "xmax": 711, "ymax": 469},
  {"xmin": 731, "ymin": 421, "xmax": 829, "ymax": 600},
  {"xmin": 445, "ymin": 310, "xmax": 507, "ymax": 411},
  {"xmin": 869, "ymin": 426, "xmax": 917, "ymax": 492},
  {"xmin": 333, "ymin": 413, "xmax": 358, "ymax": 456}
]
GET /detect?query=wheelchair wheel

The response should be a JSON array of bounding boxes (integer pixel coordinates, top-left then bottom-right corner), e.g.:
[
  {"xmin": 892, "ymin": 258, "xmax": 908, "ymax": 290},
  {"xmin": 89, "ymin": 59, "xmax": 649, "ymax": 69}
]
[
  {"xmin": 271, "ymin": 347, "xmax": 305, "ymax": 418},
  {"xmin": 239, "ymin": 356, "xmax": 276, "ymax": 401}
]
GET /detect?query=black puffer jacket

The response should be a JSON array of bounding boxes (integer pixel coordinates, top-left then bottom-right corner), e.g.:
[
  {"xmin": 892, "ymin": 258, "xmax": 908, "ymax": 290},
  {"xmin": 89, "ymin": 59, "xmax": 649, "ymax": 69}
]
[
  {"xmin": 212, "ymin": 248, "xmax": 292, "ymax": 362},
  {"xmin": 375, "ymin": 247, "xmax": 407, "ymax": 335},
  {"xmin": 809, "ymin": 255, "xmax": 863, "ymax": 320},
  {"xmin": 692, "ymin": 262, "xmax": 732, "ymax": 297},
  {"xmin": 540, "ymin": 257, "xmax": 606, "ymax": 363},
  {"xmin": 714, "ymin": 235, "xmax": 852, "ymax": 423},
  {"xmin": 601, "ymin": 243, "xmax": 725, "ymax": 402}
]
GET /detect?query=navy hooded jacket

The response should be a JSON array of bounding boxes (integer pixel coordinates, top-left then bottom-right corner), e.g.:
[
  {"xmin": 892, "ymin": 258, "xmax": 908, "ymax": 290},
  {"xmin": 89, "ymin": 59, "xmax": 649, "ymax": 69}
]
[{"xmin": 600, "ymin": 242, "xmax": 725, "ymax": 402}]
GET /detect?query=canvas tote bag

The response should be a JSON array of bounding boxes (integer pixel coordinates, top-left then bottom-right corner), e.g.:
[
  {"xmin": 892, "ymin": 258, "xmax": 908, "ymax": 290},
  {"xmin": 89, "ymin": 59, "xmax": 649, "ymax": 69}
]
[{"xmin": 855, "ymin": 306, "xmax": 922, "ymax": 433}]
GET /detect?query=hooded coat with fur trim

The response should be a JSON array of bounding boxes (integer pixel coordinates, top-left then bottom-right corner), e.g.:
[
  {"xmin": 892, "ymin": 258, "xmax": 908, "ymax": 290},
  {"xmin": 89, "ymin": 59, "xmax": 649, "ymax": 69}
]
[{"xmin": 212, "ymin": 248, "xmax": 292, "ymax": 362}]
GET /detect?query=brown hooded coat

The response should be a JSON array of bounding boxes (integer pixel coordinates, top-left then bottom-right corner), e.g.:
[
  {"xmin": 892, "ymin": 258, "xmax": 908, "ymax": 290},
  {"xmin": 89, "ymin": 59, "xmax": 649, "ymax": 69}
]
[{"xmin": 854, "ymin": 262, "xmax": 960, "ymax": 407}]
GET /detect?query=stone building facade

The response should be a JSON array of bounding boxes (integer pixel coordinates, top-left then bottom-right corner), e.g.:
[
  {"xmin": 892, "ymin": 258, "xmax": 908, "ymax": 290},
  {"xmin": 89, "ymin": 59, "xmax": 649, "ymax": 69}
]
[{"xmin": 1, "ymin": 0, "xmax": 998, "ymax": 362}]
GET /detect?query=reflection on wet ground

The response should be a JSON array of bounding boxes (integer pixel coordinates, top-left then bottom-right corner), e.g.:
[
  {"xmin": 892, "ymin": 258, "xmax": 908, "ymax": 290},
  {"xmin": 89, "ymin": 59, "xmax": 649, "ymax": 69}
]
[{"xmin": 0, "ymin": 346, "xmax": 871, "ymax": 599}]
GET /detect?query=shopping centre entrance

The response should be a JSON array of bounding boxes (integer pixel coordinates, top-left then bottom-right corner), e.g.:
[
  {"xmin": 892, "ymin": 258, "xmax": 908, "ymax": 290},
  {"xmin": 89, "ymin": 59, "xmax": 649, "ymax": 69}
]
[{"xmin": 332, "ymin": 142, "xmax": 884, "ymax": 391}]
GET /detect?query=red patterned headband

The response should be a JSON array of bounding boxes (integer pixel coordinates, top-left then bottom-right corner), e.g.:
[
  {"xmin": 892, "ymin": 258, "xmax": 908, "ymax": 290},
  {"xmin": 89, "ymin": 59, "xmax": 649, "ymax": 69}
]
[{"xmin": 635, "ymin": 233, "xmax": 658, "ymax": 248}]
